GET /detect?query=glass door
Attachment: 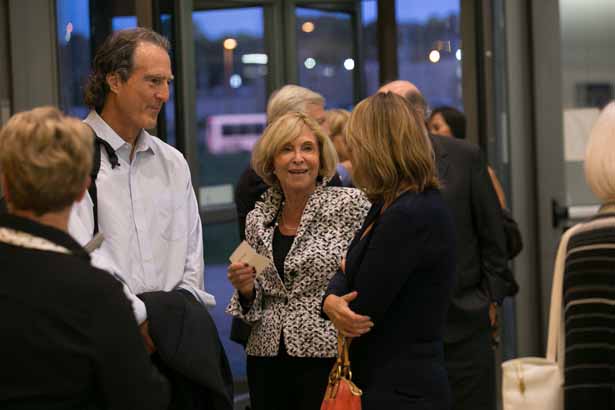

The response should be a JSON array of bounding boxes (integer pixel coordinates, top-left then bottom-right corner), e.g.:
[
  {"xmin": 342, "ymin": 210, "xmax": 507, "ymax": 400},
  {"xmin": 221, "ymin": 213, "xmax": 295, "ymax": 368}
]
[{"xmin": 191, "ymin": 3, "xmax": 269, "ymax": 403}]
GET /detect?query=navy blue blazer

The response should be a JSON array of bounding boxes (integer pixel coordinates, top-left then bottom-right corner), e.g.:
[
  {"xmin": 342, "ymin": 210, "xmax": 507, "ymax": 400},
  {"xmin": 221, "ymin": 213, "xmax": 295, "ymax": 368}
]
[{"xmin": 325, "ymin": 188, "xmax": 456, "ymax": 410}]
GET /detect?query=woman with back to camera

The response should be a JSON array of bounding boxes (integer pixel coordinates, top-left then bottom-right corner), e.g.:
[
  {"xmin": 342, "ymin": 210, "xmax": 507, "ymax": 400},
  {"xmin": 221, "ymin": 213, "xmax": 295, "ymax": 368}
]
[
  {"xmin": 561, "ymin": 101, "xmax": 615, "ymax": 409},
  {"xmin": 0, "ymin": 107, "xmax": 169, "ymax": 410},
  {"xmin": 323, "ymin": 92, "xmax": 457, "ymax": 410},
  {"xmin": 226, "ymin": 111, "xmax": 370, "ymax": 410}
]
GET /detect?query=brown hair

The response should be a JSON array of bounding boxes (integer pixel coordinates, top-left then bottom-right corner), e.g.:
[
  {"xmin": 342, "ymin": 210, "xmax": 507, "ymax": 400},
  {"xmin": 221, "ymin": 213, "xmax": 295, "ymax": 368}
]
[
  {"xmin": 251, "ymin": 112, "xmax": 337, "ymax": 186},
  {"xmin": 84, "ymin": 27, "xmax": 170, "ymax": 112},
  {"xmin": 346, "ymin": 92, "xmax": 439, "ymax": 203},
  {"xmin": 0, "ymin": 106, "xmax": 93, "ymax": 215}
]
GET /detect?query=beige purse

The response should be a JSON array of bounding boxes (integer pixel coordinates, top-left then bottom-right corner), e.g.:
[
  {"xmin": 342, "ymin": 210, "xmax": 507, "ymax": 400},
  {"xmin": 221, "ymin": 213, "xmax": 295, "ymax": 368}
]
[{"xmin": 501, "ymin": 224, "xmax": 582, "ymax": 410}]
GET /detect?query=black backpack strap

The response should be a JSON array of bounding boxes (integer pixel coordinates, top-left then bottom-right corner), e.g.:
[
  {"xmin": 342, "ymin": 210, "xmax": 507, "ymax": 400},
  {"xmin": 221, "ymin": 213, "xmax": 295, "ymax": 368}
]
[
  {"xmin": 0, "ymin": 195, "xmax": 7, "ymax": 214},
  {"xmin": 85, "ymin": 124, "xmax": 119, "ymax": 236}
]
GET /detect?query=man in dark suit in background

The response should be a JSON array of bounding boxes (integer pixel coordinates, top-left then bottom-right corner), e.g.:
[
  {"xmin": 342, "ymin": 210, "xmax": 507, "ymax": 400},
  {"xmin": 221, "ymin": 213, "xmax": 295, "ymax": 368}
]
[{"xmin": 379, "ymin": 81, "xmax": 518, "ymax": 410}]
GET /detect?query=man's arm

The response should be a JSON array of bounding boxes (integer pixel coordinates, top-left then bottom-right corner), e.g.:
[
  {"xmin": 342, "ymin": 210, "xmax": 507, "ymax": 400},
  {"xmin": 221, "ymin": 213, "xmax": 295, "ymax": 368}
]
[
  {"xmin": 69, "ymin": 194, "xmax": 148, "ymax": 323},
  {"xmin": 175, "ymin": 173, "xmax": 216, "ymax": 306},
  {"xmin": 470, "ymin": 149, "xmax": 519, "ymax": 303}
]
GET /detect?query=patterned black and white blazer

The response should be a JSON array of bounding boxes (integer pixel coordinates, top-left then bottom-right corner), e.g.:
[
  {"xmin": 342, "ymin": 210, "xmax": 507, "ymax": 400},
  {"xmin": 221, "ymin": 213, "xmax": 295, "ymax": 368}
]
[{"xmin": 226, "ymin": 182, "xmax": 370, "ymax": 357}]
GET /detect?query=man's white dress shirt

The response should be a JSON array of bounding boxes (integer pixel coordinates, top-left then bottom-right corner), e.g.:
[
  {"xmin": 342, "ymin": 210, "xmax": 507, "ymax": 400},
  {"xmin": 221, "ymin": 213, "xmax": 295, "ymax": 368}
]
[{"xmin": 69, "ymin": 111, "xmax": 215, "ymax": 323}]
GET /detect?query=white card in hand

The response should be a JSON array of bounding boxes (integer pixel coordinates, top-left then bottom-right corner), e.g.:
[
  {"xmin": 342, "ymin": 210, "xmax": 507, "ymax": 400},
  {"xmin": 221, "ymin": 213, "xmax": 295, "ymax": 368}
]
[{"xmin": 229, "ymin": 240, "xmax": 271, "ymax": 274}]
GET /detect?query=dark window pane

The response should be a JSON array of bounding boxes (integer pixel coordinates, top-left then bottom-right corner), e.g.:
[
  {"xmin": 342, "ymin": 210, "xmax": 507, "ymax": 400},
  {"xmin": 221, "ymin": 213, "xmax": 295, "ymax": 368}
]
[
  {"xmin": 396, "ymin": 0, "xmax": 462, "ymax": 110},
  {"xmin": 56, "ymin": 0, "xmax": 139, "ymax": 119},
  {"xmin": 112, "ymin": 16, "xmax": 137, "ymax": 30},
  {"xmin": 362, "ymin": 0, "xmax": 379, "ymax": 96},
  {"xmin": 56, "ymin": 0, "xmax": 92, "ymax": 118},
  {"xmin": 296, "ymin": 7, "xmax": 354, "ymax": 109},
  {"xmin": 158, "ymin": 13, "xmax": 176, "ymax": 146}
]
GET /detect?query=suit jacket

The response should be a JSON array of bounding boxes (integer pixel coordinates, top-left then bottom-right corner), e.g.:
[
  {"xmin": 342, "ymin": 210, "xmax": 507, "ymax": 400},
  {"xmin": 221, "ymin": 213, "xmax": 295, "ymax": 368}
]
[
  {"xmin": 0, "ymin": 214, "xmax": 169, "ymax": 410},
  {"xmin": 325, "ymin": 189, "xmax": 456, "ymax": 410},
  {"xmin": 227, "ymin": 182, "xmax": 370, "ymax": 357},
  {"xmin": 430, "ymin": 135, "xmax": 518, "ymax": 343},
  {"xmin": 140, "ymin": 290, "xmax": 234, "ymax": 410}
]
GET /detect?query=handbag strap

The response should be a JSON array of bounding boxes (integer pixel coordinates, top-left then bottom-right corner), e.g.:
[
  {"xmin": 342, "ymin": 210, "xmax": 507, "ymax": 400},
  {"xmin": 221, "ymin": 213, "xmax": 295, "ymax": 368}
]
[
  {"xmin": 547, "ymin": 214, "xmax": 615, "ymax": 361},
  {"xmin": 335, "ymin": 334, "xmax": 352, "ymax": 379},
  {"xmin": 546, "ymin": 223, "xmax": 583, "ymax": 362}
]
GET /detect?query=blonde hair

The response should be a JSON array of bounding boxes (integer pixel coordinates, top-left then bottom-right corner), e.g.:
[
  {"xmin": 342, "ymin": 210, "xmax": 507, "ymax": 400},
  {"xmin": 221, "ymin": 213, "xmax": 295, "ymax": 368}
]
[
  {"xmin": 251, "ymin": 112, "xmax": 337, "ymax": 186},
  {"xmin": 326, "ymin": 109, "xmax": 351, "ymax": 137},
  {"xmin": 266, "ymin": 85, "xmax": 325, "ymax": 125},
  {"xmin": 326, "ymin": 109, "xmax": 351, "ymax": 162},
  {"xmin": 584, "ymin": 102, "xmax": 615, "ymax": 202},
  {"xmin": 0, "ymin": 106, "xmax": 93, "ymax": 215},
  {"xmin": 346, "ymin": 92, "xmax": 439, "ymax": 203}
]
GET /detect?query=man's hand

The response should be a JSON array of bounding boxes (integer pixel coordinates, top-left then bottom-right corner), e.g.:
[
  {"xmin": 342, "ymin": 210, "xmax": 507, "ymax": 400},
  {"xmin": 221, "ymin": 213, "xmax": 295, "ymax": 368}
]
[
  {"xmin": 139, "ymin": 320, "xmax": 156, "ymax": 354},
  {"xmin": 323, "ymin": 291, "xmax": 374, "ymax": 338},
  {"xmin": 227, "ymin": 262, "xmax": 256, "ymax": 301}
]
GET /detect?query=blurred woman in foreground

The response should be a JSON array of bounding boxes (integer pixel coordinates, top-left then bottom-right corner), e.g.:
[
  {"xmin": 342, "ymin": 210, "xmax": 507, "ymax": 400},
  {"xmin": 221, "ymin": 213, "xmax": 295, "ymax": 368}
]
[{"xmin": 0, "ymin": 107, "xmax": 168, "ymax": 409}]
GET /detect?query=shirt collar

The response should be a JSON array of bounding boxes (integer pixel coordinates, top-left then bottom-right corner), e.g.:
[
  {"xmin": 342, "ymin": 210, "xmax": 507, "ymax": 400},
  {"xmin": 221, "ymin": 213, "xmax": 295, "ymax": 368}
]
[
  {"xmin": 84, "ymin": 111, "xmax": 156, "ymax": 156},
  {"xmin": 134, "ymin": 129, "xmax": 156, "ymax": 155},
  {"xmin": 0, "ymin": 213, "xmax": 90, "ymax": 260}
]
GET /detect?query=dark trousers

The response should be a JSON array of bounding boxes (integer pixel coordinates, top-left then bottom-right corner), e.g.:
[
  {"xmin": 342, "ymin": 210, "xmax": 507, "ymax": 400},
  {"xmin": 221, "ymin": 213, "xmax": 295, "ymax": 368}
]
[
  {"xmin": 247, "ymin": 340, "xmax": 335, "ymax": 410},
  {"xmin": 444, "ymin": 329, "xmax": 495, "ymax": 410}
]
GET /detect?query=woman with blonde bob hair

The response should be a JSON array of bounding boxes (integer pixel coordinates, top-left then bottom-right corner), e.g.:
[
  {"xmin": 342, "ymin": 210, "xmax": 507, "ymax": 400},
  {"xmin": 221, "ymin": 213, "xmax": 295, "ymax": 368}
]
[
  {"xmin": 559, "ymin": 101, "xmax": 615, "ymax": 410},
  {"xmin": 251, "ymin": 111, "xmax": 338, "ymax": 186},
  {"xmin": 323, "ymin": 92, "xmax": 457, "ymax": 410},
  {"xmin": 0, "ymin": 107, "xmax": 169, "ymax": 409},
  {"xmin": 226, "ymin": 111, "xmax": 370, "ymax": 410}
]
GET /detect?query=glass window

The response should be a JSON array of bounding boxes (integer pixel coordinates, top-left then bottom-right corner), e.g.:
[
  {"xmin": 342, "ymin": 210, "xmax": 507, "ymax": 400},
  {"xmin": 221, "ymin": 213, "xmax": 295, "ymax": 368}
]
[
  {"xmin": 56, "ymin": 0, "xmax": 92, "ymax": 118},
  {"xmin": 157, "ymin": 12, "xmax": 177, "ymax": 147},
  {"xmin": 56, "ymin": 0, "xmax": 138, "ymax": 119},
  {"xmin": 559, "ymin": 0, "xmax": 614, "ymax": 206},
  {"xmin": 296, "ymin": 7, "xmax": 355, "ymax": 109},
  {"xmin": 362, "ymin": 0, "xmax": 379, "ymax": 96},
  {"xmin": 112, "ymin": 16, "xmax": 137, "ymax": 31},
  {"xmin": 396, "ymin": 0, "xmax": 462, "ymax": 110},
  {"xmin": 193, "ymin": 6, "xmax": 268, "ymax": 385}
]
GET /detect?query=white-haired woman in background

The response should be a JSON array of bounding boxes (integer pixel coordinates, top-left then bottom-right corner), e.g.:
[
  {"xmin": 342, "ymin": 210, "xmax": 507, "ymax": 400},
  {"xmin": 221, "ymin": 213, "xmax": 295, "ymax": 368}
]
[{"xmin": 562, "ymin": 101, "xmax": 615, "ymax": 410}]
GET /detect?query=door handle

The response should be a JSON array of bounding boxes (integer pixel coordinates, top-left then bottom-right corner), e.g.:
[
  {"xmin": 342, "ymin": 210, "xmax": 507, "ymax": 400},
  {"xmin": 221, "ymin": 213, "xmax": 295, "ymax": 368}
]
[{"xmin": 551, "ymin": 199, "xmax": 568, "ymax": 228}]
